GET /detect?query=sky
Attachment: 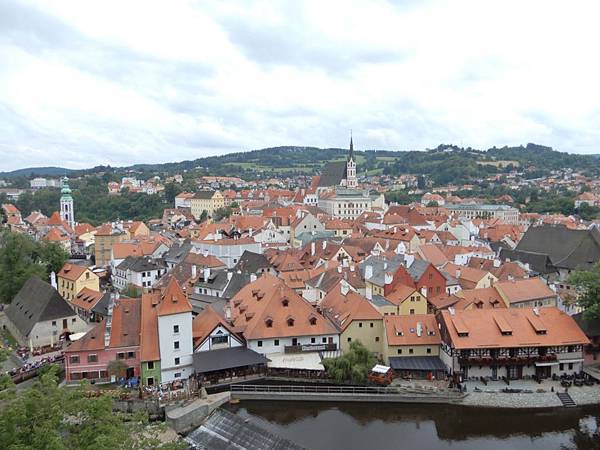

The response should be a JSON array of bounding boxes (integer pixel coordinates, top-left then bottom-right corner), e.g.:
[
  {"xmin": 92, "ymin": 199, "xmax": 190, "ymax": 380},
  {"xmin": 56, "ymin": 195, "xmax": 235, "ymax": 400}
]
[{"xmin": 1, "ymin": 0, "xmax": 600, "ymax": 171}]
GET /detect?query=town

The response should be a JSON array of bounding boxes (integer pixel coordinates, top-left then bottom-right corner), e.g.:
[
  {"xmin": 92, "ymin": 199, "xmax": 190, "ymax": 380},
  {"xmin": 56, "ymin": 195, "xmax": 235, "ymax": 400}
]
[{"xmin": 1, "ymin": 138, "xmax": 600, "ymax": 442}]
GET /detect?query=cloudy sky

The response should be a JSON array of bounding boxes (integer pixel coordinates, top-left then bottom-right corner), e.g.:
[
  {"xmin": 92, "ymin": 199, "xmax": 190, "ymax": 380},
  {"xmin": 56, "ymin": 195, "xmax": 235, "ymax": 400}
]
[{"xmin": 1, "ymin": 0, "xmax": 600, "ymax": 171}]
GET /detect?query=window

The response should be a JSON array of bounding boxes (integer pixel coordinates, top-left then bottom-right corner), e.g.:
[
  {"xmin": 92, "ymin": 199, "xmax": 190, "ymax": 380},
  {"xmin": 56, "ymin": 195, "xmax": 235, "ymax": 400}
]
[
  {"xmin": 322, "ymin": 337, "xmax": 327, "ymax": 343},
  {"xmin": 147, "ymin": 377, "xmax": 154, "ymax": 386},
  {"xmin": 265, "ymin": 318, "xmax": 273, "ymax": 328},
  {"xmin": 370, "ymin": 323, "xmax": 374, "ymax": 328},
  {"xmin": 410, "ymin": 309, "xmax": 415, "ymax": 315},
  {"xmin": 409, "ymin": 348, "xmax": 414, "ymax": 354},
  {"xmin": 52, "ymin": 321, "xmax": 57, "ymax": 327},
  {"xmin": 117, "ymin": 352, "xmax": 125, "ymax": 360},
  {"xmin": 72, "ymin": 318, "xmax": 76, "ymax": 323},
  {"xmin": 174, "ymin": 372, "xmax": 181, "ymax": 378},
  {"xmin": 70, "ymin": 355, "xmax": 80, "ymax": 364},
  {"xmin": 127, "ymin": 351, "xmax": 135, "ymax": 359},
  {"xmin": 174, "ymin": 341, "xmax": 180, "ymax": 350},
  {"xmin": 287, "ymin": 318, "xmax": 295, "ymax": 327},
  {"xmin": 359, "ymin": 322, "xmax": 363, "ymax": 328},
  {"xmin": 568, "ymin": 363, "xmax": 573, "ymax": 370},
  {"xmin": 311, "ymin": 337, "xmax": 316, "ymax": 344},
  {"xmin": 559, "ymin": 363, "xmax": 564, "ymax": 371},
  {"xmin": 257, "ymin": 340, "xmax": 263, "ymax": 347},
  {"xmin": 87, "ymin": 354, "xmax": 98, "ymax": 363},
  {"xmin": 309, "ymin": 317, "xmax": 317, "ymax": 325},
  {"xmin": 375, "ymin": 337, "xmax": 379, "ymax": 342},
  {"xmin": 426, "ymin": 348, "xmax": 432, "ymax": 354},
  {"xmin": 174, "ymin": 357, "xmax": 180, "ymax": 365},
  {"xmin": 397, "ymin": 349, "xmax": 402, "ymax": 354},
  {"xmin": 347, "ymin": 337, "xmax": 352, "ymax": 342},
  {"xmin": 274, "ymin": 339, "xmax": 279, "ymax": 346},
  {"xmin": 173, "ymin": 325, "xmax": 179, "ymax": 334},
  {"xmin": 148, "ymin": 361, "xmax": 155, "ymax": 370}
]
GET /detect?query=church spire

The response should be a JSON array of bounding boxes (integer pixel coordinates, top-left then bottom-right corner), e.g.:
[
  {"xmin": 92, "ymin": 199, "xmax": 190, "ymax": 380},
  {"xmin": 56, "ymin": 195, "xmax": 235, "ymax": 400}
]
[{"xmin": 348, "ymin": 131, "xmax": 354, "ymax": 161}]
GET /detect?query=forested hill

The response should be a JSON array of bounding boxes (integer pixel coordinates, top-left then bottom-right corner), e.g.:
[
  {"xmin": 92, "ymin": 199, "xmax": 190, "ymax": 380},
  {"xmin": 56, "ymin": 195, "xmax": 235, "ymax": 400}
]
[{"xmin": 4, "ymin": 143, "xmax": 600, "ymax": 185}]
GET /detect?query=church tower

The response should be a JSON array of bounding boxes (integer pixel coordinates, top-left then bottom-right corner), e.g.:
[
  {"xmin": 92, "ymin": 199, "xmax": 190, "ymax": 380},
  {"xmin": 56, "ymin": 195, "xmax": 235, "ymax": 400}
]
[
  {"xmin": 60, "ymin": 177, "xmax": 75, "ymax": 229},
  {"xmin": 346, "ymin": 134, "xmax": 357, "ymax": 188}
]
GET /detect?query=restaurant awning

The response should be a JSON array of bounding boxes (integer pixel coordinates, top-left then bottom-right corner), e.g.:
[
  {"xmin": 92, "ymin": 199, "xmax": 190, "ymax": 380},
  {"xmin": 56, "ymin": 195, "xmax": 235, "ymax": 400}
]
[
  {"xmin": 267, "ymin": 352, "xmax": 325, "ymax": 371},
  {"xmin": 193, "ymin": 347, "xmax": 270, "ymax": 374},
  {"xmin": 388, "ymin": 356, "xmax": 448, "ymax": 372},
  {"xmin": 559, "ymin": 359, "xmax": 584, "ymax": 364},
  {"xmin": 534, "ymin": 361, "xmax": 560, "ymax": 367}
]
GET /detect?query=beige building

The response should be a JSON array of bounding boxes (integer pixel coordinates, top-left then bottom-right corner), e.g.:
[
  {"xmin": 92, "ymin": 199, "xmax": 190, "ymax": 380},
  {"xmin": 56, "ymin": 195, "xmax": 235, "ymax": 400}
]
[
  {"xmin": 320, "ymin": 285, "xmax": 384, "ymax": 357},
  {"xmin": 57, "ymin": 263, "xmax": 100, "ymax": 302},
  {"xmin": 191, "ymin": 191, "xmax": 225, "ymax": 219},
  {"xmin": 382, "ymin": 314, "xmax": 441, "ymax": 366},
  {"xmin": 319, "ymin": 188, "xmax": 379, "ymax": 220},
  {"xmin": 94, "ymin": 223, "xmax": 128, "ymax": 267}
]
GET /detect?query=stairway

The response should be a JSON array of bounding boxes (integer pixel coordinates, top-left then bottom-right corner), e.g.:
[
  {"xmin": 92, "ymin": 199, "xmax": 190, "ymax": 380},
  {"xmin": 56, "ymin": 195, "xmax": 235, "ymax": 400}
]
[{"xmin": 557, "ymin": 392, "xmax": 576, "ymax": 408}]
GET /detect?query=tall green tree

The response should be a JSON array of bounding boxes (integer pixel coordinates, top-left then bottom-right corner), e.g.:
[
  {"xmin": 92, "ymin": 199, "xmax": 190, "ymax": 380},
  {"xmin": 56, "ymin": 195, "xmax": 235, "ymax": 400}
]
[
  {"xmin": 0, "ymin": 232, "xmax": 68, "ymax": 303},
  {"xmin": 568, "ymin": 262, "xmax": 600, "ymax": 320}
]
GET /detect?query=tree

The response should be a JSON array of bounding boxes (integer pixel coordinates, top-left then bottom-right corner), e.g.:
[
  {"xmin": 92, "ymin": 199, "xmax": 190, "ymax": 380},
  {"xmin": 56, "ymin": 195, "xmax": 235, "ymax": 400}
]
[
  {"xmin": 199, "ymin": 210, "xmax": 208, "ymax": 223},
  {"xmin": 107, "ymin": 359, "xmax": 128, "ymax": 379},
  {"xmin": 164, "ymin": 183, "xmax": 182, "ymax": 204},
  {"xmin": 0, "ymin": 232, "xmax": 46, "ymax": 303},
  {"xmin": 426, "ymin": 200, "xmax": 439, "ymax": 207},
  {"xmin": 0, "ymin": 365, "xmax": 184, "ymax": 449},
  {"xmin": 322, "ymin": 341, "xmax": 377, "ymax": 384},
  {"xmin": 568, "ymin": 262, "xmax": 600, "ymax": 320},
  {"xmin": 124, "ymin": 284, "xmax": 141, "ymax": 298}
]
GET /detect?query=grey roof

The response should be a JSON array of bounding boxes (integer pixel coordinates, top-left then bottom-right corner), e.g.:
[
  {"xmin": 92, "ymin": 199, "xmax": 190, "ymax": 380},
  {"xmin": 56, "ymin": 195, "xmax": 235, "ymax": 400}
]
[
  {"xmin": 295, "ymin": 231, "xmax": 336, "ymax": 246},
  {"xmin": 389, "ymin": 356, "xmax": 448, "ymax": 372},
  {"xmin": 188, "ymin": 294, "xmax": 228, "ymax": 316},
  {"xmin": 515, "ymin": 224, "xmax": 600, "ymax": 271},
  {"xmin": 194, "ymin": 269, "xmax": 230, "ymax": 292},
  {"xmin": 440, "ymin": 271, "xmax": 459, "ymax": 285},
  {"xmin": 318, "ymin": 161, "xmax": 347, "ymax": 187},
  {"xmin": 234, "ymin": 250, "xmax": 271, "ymax": 274},
  {"xmin": 193, "ymin": 190, "xmax": 217, "ymax": 199},
  {"xmin": 163, "ymin": 240, "xmax": 192, "ymax": 265},
  {"xmin": 116, "ymin": 256, "xmax": 165, "ymax": 272},
  {"xmin": 406, "ymin": 259, "xmax": 430, "ymax": 281},
  {"xmin": 369, "ymin": 295, "xmax": 395, "ymax": 307},
  {"xmin": 192, "ymin": 347, "xmax": 269, "ymax": 373},
  {"xmin": 359, "ymin": 254, "xmax": 406, "ymax": 287},
  {"xmin": 186, "ymin": 408, "xmax": 303, "ymax": 450},
  {"xmin": 499, "ymin": 248, "xmax": 556, "ymax": 275},
  {"xmin": 6, "ymin": 277, "xmax": 77, "ymax": 337},
  {"xmin": 91, "ymin": 292, "xmax": 112, "ymax": 318},
  {"xmin": 222, "ymin": 272, "xmax": 251, "ymax": 299}
]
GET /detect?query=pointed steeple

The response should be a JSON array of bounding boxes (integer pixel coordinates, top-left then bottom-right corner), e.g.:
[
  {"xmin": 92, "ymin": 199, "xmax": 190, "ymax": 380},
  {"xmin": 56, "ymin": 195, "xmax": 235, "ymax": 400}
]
[{"xmin": 348, "ymin": 131, "xmax": 354, "ymax": 161}]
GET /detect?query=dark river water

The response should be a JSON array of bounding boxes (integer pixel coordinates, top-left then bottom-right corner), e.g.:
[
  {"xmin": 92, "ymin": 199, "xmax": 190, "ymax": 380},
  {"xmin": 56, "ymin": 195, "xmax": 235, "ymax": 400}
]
[{"xmin": 225, "ymin": 401, "xmax": 600, "ymax": 450}]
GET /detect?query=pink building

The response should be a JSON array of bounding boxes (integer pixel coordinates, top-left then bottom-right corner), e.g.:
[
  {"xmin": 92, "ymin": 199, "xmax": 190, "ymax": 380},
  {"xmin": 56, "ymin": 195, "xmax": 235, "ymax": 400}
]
[{"xmin": 64, "ymin": 297, "xmax": 141, "ymax": 383}]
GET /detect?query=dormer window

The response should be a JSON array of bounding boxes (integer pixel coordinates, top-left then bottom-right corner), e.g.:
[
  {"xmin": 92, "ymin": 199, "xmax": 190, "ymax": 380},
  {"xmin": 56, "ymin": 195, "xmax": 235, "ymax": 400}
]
[
  {"xmin": 287, "ymin": 318, "xmax": 295, "ymax": 327},
  {"xmin": 282, "ymin": 298, "xmax": 289, "ymax": 307},
  {"xmin": 309, "ymin": 316, "xmax": 317, "ymax": 325},
  {"xmin": 265, "ymin": 318, "xmax": 273, "ymax": 328}
]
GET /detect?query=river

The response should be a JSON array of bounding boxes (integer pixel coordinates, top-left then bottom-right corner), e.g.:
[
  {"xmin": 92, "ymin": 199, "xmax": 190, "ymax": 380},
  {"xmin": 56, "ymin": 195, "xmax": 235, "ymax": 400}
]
[{"xmin": 225, "ymin": 401, "xmax": 600, "ymax": 450}]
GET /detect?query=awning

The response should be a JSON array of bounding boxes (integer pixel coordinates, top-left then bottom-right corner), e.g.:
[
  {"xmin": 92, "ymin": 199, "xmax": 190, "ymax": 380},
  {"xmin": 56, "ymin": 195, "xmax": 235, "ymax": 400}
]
[
  {"xmin": 559, "ymin": 359, "xmax": 584, "ymax": 364},
  {"xmin": 68, "ymin": 332, "xmax": 87, "ymax": 341},
  {"xmin": 193, "ymin": 347, "xmax": 270, "ymax": 373},
  {"xmin": 371, "ymin": 364, "xmax": 391, "ymax": 374},
  {"xmin": 267, "ymin": 352, "xmax": 324, "ymax": 371},
  {"xmin": 388, "ymin": 356, "xmax": 448, "ymax": 372},
  {"xmin": 535, "ymin": 361, "xmax": 560, "ymax": 367}
]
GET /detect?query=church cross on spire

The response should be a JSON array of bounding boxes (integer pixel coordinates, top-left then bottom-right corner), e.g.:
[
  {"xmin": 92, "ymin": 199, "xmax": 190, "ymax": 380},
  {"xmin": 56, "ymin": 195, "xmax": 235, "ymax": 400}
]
[{"xmin": 348, "ymin": 130, "xmax": 354, "ymax": 161}]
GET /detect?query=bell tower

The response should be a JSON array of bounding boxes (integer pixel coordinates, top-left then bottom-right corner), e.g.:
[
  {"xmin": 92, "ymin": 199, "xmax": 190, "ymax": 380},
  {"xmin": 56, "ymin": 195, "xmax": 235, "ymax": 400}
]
[
  {"xmin": 60, "ymin": 177, "xmax": 75, "ymax": 228},
  {"xmin": 346, "ymin": 134, "xmax": 357, "ymax": 188}
]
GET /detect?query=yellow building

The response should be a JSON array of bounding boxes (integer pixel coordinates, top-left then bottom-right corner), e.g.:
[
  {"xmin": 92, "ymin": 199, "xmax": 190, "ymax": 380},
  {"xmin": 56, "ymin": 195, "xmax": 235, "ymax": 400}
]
[
  {"xmin": 370, "ymin": 284, "xmax": 428, "ymax": 316},
  {"xmin": 320, "ymin": 285, "xmax": 384, "ymax": 357},
  {"xmin": 57, "ymin": 263, "xmax": 100, "ymax": 301},
  {"xmin": 94, "ymin": 223, "xmax": 129, "ymax": 267},
  {"xmin": 190, "ymin": 191, "xmax": 225, "ymax": 219},
  {"xmin": 382, "ymin": 314, "xmax": 442, "ymax": 375}
]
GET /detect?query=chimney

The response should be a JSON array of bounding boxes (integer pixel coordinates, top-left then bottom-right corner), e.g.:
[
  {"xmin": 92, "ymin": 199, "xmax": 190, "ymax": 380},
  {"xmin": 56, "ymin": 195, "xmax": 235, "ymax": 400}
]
[
  {"xmin": 366, "ymin": 285, "xmax": 373, "ymax": 300},
  {"xmin": 384, "ymin": 272, "xmax": 393, "ymax": 285},
  {"xmin": 225, "ymin": 305, "xmax": 232, "ymax": 320},
  {"xmin": 341, "ymin": 282, "xmax": 349, "ymax": 296},
  {"xmin": 50, "ymin": 271, "xmax": 57, "ymax": 290},
  {"xmin": 104, "ymin": 293, "xmax": 115, "ymax": 347},
  {"xmin": 250, "ymin": 273, "xmax": 257, "ymax": 282},
  {"xmin": 420, "ymin": 287, "xmax": 427, "ymax": 297},
  {"xmin": 350, "ymin": 265, "xmax": 355, "ymax": 272},
  {"xmin": 322, "ymin": 240, "xmax": 327, "ymax": 250},
  {"xmin": 416, "ymin": 322, "xmax": 423, "ymax": 337},
  {"xmin": 203, "ymin": 267, "xmax": 211, "ymax": 281},
  {"xmin": 191, "ymin": 265, "xmax": 197, "ymax": 279},
  {"xmin": 493, "ymin": 259, "xmax": 501, "ymax": 268},
  {"xmin": 203, "ymin": 248, "xmax": 209, "ymax": 257},
  {"xmin": 311, "ymin": 242, "xmax": 316, "ymax": 256},
  {"xmin": 227, "ymin": 271, "xmax": 233, "ymax": 281},
  {"xmin": 337, "ymin": 266, "xmax": 342, "ymax": 273},
  {"xmin": 455, "ymin": 269, "xmax": 461, "ymax": 279},
  {"xmin": 365, "ymin": 265, "xmax": 373, "ymax": 280},
  {"xmin": 342, "ymin": 259, "xmax": 349, "ymax": 268}
]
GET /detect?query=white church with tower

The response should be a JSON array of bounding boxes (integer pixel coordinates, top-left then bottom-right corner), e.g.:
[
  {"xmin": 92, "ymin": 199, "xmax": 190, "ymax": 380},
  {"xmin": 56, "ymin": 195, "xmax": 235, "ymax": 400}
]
[{"xmin": 59, "ymin": 177, "xmax": 75, "ymax": 229}]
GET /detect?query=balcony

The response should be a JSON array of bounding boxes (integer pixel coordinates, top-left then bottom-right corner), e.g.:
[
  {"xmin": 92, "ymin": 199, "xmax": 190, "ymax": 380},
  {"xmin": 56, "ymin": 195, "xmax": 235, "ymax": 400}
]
[{"xmin": 284, "ymin": 343, "xmax": 337, "ymax": 354}]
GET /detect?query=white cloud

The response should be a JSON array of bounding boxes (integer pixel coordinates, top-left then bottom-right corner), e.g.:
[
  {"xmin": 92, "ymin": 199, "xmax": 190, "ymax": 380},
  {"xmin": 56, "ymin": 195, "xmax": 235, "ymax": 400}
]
[{"xmin": 1, "ymin": 0, "xmax": 600, "ymax": 170}]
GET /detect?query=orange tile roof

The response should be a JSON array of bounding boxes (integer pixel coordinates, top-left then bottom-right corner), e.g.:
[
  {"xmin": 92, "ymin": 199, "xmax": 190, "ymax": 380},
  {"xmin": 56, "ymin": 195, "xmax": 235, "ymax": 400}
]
[
  {"xmin": 385, "ymin": 284, "xmax": 420, "ymax": 305},
  {"xmin": 229, "ymin": 274, "xmax": 337, "ymax": 339},
  {"xmin": 45, "ymin": 227, "xmax": 70, "ymax": 242},
  {"xmin": 384, "ymin": 314, "xmax": 441, "ymax": 346},
  {"xmin": 321, "ymin": 288, "xmax": 382, "ymax": 331},
  {"xmin": 140, "ymin": 292, "xmax": 160, "ymax": 361},
  {"xmin": 419, "ymin": 244, "xmax": 449, "ymax": 267},
  {"xmin": 494, "ymin": 278, "xmax": 556, "ymax": 304},
  {"xmin": 439, "ymin": 307, "xmax": 589, "ymax": 349},
  {"xmin": 192, "ymin": 305, "xmax": 240, "ymax": 346},
  {"xmin": 70, "ymin": 288, "xmax": 103, "ymax": 311},
  {"xmin": 58, "ymin": 263, "xmax": 90, "ymax": 282},
  {"xmin": 455, "ymin": 287, "xmax": 506, "ymax": 310},
  {"xmin": 157, "ymin": 278, "xmax": 193, "ymax": 316}
]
